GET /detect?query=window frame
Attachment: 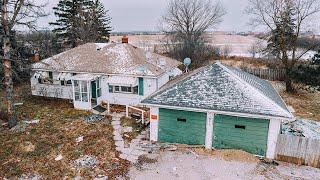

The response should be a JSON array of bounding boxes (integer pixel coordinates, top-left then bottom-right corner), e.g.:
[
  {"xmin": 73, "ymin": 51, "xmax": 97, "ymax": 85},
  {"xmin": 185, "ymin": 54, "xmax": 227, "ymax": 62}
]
[
  {"xmin": 74, "ymin": 80, "xmax": 89, "ymax": 102},
  {"xmin": 109, "ymin": 84, "xmax": 139, "ymax": 94}
]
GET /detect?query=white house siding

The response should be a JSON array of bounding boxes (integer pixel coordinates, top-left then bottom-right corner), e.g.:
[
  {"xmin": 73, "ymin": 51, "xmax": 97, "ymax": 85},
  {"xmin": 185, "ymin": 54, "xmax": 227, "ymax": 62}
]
[
  {"xmin": 30, "ymin": 75, "xmax": 73, "ymax": 99},
  {"xmin": 144, "ymin": 77, "xmax": 158, "ymax": 97},
  {"xmin": 100, "ymin": 76, "xmax": 158, "ymax": 106},
  {"xmin": 157, "ymin": 67, "xmax": 182, "ymax": 88}
]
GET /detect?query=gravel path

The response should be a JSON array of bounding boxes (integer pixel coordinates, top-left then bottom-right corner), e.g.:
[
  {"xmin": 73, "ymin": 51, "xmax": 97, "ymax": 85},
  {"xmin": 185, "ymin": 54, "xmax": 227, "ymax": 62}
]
[
  {"xmin": 111, "ymin": 113, "xmax": 151, "ymax": 163},
  {"xmin": 128, "ymin": 150, "xmax": 320, "ymax": 180}
]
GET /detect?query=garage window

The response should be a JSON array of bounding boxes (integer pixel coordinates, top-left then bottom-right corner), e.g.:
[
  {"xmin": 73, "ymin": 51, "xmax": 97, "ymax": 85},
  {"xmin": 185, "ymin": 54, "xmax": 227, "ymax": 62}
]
[
  {"xmin": 235, "ymin": 125, "xmax": 246, "ymax": 129},
  {"xmin": 177, "ymin": 118, "xmax": 187, "ymax": 122}
]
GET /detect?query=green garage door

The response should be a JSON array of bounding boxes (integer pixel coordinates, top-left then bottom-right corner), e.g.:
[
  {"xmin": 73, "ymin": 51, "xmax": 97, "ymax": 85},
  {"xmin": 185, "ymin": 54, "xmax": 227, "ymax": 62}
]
[
  {"xmin": 159, "ymin": 108, "xmax": 206, "ymax": 145},
  {"xmin": 213, "ymin": 114, "xmax": 269, "ymax": 156}
]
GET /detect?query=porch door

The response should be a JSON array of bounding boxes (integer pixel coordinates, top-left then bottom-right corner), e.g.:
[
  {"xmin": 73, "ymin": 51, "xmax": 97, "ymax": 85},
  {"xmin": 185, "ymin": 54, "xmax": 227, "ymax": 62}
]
[{"xmin": 91, "ymin": 81, "xmax": 97, "ymax": 99}]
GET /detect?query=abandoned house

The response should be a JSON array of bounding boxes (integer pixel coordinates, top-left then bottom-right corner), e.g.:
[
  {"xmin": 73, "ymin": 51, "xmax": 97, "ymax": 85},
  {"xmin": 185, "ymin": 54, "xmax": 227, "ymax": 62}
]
[{"xmin": 30, "ymin": 37, "xmax": 182, "ymax": 110}]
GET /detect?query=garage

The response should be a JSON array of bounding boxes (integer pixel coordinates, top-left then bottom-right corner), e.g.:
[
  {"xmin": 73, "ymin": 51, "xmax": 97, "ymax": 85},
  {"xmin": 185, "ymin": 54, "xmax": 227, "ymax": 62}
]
[
  {"xmin": 142, "ymin": 62, "xmax": 293, "ymax": 159},
  {"xmin": 213, "ymin": 114, "xmax": 269, "ymax": 156},
  {"xmin": 158, "ymin": 108, "xmax": 206, "ymax": 145}
]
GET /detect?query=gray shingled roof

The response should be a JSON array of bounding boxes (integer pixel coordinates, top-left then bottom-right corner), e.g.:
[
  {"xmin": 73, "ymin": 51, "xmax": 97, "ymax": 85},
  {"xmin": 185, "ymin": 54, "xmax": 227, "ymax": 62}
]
[
  {"xmin": 32, "ymin": 43, "xmax": 181, "ymax": 77},
  {"xmin": 142, "ymin": 62, "xmax": 293, "ymax": 119}
]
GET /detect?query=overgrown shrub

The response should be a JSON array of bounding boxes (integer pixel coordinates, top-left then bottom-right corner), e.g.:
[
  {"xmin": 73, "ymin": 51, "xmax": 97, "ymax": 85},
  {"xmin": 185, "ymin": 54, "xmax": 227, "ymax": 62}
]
[{"xmin": 292, "ymin": 65, "xmax": 320, "ymax": 86}]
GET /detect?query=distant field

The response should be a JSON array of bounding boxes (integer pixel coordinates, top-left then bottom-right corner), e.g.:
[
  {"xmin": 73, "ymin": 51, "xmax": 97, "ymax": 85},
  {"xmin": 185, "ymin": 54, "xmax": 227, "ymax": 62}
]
[{"xmin": 110, "ymin": 34, "xmax": 315, "ymax": 59}]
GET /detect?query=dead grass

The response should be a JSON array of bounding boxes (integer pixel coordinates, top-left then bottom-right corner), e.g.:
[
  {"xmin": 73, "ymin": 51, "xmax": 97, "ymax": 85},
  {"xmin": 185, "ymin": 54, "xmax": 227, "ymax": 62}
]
[
  {"xmin": 0, "ymin": 83, "xmax": 130, "ymax": 179},
  {"xmin": 272, "ymin": 82, "xmax": 320, "ymax": 121}
]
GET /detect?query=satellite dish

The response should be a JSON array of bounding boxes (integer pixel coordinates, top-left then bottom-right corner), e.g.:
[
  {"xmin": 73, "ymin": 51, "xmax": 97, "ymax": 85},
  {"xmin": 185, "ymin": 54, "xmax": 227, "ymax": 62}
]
[{"xmin": 183, "ymin": 58, "xmax": 191, "ymax": 73}]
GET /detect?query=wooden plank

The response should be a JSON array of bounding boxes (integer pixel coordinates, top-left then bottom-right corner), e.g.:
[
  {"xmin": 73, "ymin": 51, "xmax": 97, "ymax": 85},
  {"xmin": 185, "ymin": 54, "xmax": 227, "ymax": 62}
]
[{"xmin": 275, "ymin": 134, "xmax": 320, "ymax": 167}]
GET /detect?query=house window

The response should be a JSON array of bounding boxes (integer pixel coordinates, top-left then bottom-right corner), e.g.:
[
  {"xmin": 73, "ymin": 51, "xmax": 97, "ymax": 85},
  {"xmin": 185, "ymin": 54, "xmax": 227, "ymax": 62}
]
[
  {"xmin": 114, "ymin": 86, "xmax": 120, "ymax": 92},
  {"xmin": 121, "ymin": 86, "xmax": 132, "ymax": 93},
  {"xmin": 235, "ymin": 125, "xmax": 246, "ymax": 129},
  {"xmin": 109, "ymin": 85, "xmax": 139, "ymax": 94},
  {"xmin": 60, "ymin": 80, "xmax": 72, "ymax": 86},
  {"xmin": 177, "ymin": 118, "xmax": 187, "ymax": 122},
  {"xmin": 48, "ymin": 71, "xmax": 53, "ymax": 80},
  {"xmin": 38, "ymin": 78, "xmax": 44, "ymax": 84},
  {"xmin": 74, "ymin": 80, "xmax": 89, "ymax": 102},
  {"xmin": 133, "ymin": 86, "xmax": 138, "ymax": 94},
  {"xmin": 109, "ymin": 85, "xmax": 113, "ymax": 93}
]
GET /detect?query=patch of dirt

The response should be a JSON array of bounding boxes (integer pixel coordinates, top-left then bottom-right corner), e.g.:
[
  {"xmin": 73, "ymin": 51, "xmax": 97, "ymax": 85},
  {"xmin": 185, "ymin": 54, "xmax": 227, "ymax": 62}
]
[
  {"xmin": 192, "ymin": 148, "xmax": 259, "ymax": 163},
  {"xmin": 0, "ymin": 83, "xmax": 130, "ymax": 179}
]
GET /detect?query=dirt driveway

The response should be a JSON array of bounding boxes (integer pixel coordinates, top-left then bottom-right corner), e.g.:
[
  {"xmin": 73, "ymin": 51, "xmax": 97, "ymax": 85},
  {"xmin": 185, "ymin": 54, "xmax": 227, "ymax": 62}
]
[{"xmin": 129, "ymin": 149, "xmax": 320, "ymax": 180}]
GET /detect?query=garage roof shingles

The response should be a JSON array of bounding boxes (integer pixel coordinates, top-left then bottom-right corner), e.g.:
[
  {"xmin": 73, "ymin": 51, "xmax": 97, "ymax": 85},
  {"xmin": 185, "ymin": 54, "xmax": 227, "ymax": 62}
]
[
  {"xmin": 32, "ymin": 43, "xmax": 180, "ymax": 77},
  {"xmin": 142, "ymin": 62, "xmax": 293, "ymax": 118}
]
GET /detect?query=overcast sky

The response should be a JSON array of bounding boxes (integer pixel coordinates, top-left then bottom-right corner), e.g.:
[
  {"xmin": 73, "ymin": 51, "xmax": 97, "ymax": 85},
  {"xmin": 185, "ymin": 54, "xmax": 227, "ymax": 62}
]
[
  {"xmin": 41, "ymin": 0, "xmax": 319, "ymax": 32},
  {"xmin": 36, "ymin": 0, "xmax": 260, "ymax": 32}
]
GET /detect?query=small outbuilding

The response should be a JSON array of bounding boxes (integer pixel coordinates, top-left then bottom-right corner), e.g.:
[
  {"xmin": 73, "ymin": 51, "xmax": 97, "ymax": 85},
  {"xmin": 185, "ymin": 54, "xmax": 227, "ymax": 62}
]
[{"xmin": 141, "ymin": 62, "xmax": 294, "ymax": 159}]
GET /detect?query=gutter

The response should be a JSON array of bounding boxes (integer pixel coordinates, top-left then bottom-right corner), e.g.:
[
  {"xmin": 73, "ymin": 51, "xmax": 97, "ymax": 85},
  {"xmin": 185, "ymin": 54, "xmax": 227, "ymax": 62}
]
[{"xmin": 140, "ymin": 103, "xmax": 294, "ymax": 121}]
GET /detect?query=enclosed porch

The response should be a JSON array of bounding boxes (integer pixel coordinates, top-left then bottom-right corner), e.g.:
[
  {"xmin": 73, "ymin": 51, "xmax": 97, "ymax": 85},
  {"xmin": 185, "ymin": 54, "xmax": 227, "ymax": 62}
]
[{"xmin": 71, "ymin": 74, "xmax": 102, "ymax": 110}]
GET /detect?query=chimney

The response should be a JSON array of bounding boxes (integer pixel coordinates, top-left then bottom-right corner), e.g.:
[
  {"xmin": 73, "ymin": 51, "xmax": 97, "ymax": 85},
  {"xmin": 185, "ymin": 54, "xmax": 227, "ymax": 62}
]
[
  {"xmin": 122, "ymin": 35, "xmax": 128, "ymax": 43},
  {"xmin": 32, "ymin": 52, "xmax": 40, "ymax": 62}
]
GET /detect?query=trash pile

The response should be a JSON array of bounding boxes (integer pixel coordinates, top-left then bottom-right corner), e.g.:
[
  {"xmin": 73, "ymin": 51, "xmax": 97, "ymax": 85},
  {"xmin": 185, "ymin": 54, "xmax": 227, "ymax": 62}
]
[
  {"xmin": 74, "ymin": 155, "xmax": 99, "ymax": 169},
  {"xmin": 10, "ymin": 119, "xmax": 40, "ymax": 133},
  {"xmin": 84, "ymin": 115, "xmax": 105, "ymax": 123},
  {"xmin": 282, "ymin": 119, "xmax": 320, "ymax": 139}
]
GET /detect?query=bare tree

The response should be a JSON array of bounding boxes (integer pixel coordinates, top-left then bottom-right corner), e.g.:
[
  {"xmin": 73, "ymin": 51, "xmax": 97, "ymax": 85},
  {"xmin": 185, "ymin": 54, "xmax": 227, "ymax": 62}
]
[
  {"xmin": 1, "ymin": 0, "xmax": 46, "ymax": 128},
  {"xmin": 246, "ymin": 0, "xmax": 320, "ymax": 92},
  {"xmin": 221, "ymin": 45, "xmax": 232, "ymax": 59},
  {"xmin": 161, "ymin": 0, "xmax": 226, "ymax": 66},
  {"xmin": 248, "ymin": 39, "xmax": 265, "ymax": 58}
]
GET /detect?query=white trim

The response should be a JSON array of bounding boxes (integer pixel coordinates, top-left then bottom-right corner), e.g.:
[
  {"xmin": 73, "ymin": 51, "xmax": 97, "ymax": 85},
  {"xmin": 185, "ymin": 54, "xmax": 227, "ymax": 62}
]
[
  {"xmin": 266, "ymin": 118, "xmax": 281, "ymax": 159},
  {"xmin": 205, "ymin": 112, "xmax": 214, "ymax": 149},
  {"xmin": 149, "ymin": 106, "xmax": 159, "ymax": 141},
  {"xmin": 31, "ymin": 69, "xmax": 159, "ymax": 79},
  {"xmin": 216, "ymin": 61, "xmax": 293, "ymax": 118},
  {"xmin": 140, "ymin": 103, "xmax": 293, "ymax": 121}
]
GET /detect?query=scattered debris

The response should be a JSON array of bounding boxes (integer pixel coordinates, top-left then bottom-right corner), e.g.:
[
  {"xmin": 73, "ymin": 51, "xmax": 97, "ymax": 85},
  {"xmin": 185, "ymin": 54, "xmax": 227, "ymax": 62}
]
[
  {"xmin": 122, "ymin": 126, "xmax": 133, "ymax": 133},
  {"xmin": 55, "ymin": 154, "xmax": 63, "ymax": 161},
  {"xmin": 94, "ymin": 175, "xmax": 108, "ymax": 180},
  {"xmin": 14, "ymin": 102, "xmax": 24, "ymax": 106},
  {"xmin": 188, "ymin": 149, "xmax": 199, "ymax": 158},
  {"xmin": 24, "ymin": 119, "xmax": 40, "ymax": 124},
  {"xmin": 20, "ymin": 141, "xmax": 35, "ymax": 152},
  {"xmin": 76, "ymin": 136, "xmax": 84, "ymax": 143},
  {"xmin": 282, "ymin": 119, "xmax": 320, "ymax": 139},
  {"xmin": 84, "ymin": 115, "xmax": 105, "ymax": 123},
  {"xmin": 166, "ymin": 145, "xmax": 178, "ymax": 151},
  {"xmin": 18, "ymin": 173, "xmax": 42, "ymax": 180},
  {"xmin": 10, "ymin": 121, "xmax": 28, "ymax": 133},
  {"xmin": 74, "ymin": 155, "xmax": 99, "ymax": 169}
]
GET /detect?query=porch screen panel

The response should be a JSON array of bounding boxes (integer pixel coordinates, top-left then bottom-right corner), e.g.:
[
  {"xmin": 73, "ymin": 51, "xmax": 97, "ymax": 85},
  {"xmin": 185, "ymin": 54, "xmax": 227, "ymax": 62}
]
[{"xmin": 81, "ymin": 81, "xmax": 88, "ymax": 102}]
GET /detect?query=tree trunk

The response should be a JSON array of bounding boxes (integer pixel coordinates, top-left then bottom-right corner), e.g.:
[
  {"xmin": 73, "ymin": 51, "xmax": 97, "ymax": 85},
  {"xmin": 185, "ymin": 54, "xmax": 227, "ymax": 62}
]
[
  {"xmin": 285, "ymin": 67, "xmax": 294, "ymax": 93},
  {"xmin": 2, "ymin": 0, "xmax": 16, "ymax": 128},
  {"xmin": 3, "ymin": 37, "xmax": 16, "ymax": 128}
]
